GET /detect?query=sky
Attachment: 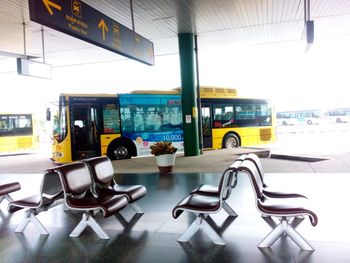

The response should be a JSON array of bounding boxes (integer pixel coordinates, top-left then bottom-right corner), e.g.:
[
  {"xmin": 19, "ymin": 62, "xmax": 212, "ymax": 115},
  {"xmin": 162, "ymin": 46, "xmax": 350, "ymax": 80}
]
[{"xmin": 1, "ymin": 34, "xmax": 350, "ymax": 119}]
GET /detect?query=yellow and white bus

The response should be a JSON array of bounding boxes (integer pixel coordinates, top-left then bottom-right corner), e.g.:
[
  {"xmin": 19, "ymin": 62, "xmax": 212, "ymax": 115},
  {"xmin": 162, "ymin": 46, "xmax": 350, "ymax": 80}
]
[
  {"xmin": 326, "ymin": 108, "xmax": 350, "ymax": 123},
  {"xmin": 276, "ymin": 110, "xmax": 322, "ymax": 126},
  {"xmin": 0, "ymin": 113, "xmax": 39, "ymax": 154},
  {"xmin": 50, "ymin": 87, "xmax": 275, "ymax": 163}
]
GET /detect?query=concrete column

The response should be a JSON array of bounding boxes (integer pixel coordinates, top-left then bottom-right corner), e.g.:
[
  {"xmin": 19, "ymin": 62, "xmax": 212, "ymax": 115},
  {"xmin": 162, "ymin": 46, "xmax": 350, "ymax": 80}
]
[{"xmin": 178, "ymin": 33, "xmax": 199, "ymax": 156}]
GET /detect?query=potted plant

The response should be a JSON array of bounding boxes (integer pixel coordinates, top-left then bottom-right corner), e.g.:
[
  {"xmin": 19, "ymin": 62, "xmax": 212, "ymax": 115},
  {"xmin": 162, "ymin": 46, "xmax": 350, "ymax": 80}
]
[{"xmin": 150, "ymin": 141, "xmax": 177, "ymax": 173}]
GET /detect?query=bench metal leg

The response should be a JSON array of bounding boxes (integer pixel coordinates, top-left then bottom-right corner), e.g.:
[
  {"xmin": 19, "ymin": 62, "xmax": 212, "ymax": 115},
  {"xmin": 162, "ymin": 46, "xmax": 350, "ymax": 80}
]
[
  {"xmin": 0, "ymin": 194, "xmax": 14, "ymax": 204},
  {"xmin": 62, "ymin": 203, "xmax": 70, "ymax": 211},
  {"xmin": 262, "ymin": 215, "xmax": 305, "ymax": 230},
  {"xmin": 178, "ymin": 217, "xmax": 201, "ymax": 243},
  {"xmin": 205, "ymin": 214, "xmax": 236, "ymax": 236},
  {"xmin": 202, "ymin": 219, "xmax": 226, "ymax": 245},
  {"xmin": 258, "ymin": 219, "xmax": 314, "ymax": 251},
  {"xmin": 222, "ymin": 201, "xmax": 238, "ymax": 217},
  {"xmin": 258, "ymin": 221, "xmax": 284, "ymax": 248},
  {"xmin": 69, "ymin": 213, "xmax": 109, "ymax": 239},
  {"xmin": 284, "ymin": 221, "xmax": 314, "ymax": 251},
  {"xmin": 130, "ymin": 203, "xmax": 143, "ymax": 214},
  {"xmin": 15, "ymin": 210, "xmax": 49, "ymax": 235},
  {"xmin": 178, "ymin": 214, "xmax": 226, "ymax": 246}
]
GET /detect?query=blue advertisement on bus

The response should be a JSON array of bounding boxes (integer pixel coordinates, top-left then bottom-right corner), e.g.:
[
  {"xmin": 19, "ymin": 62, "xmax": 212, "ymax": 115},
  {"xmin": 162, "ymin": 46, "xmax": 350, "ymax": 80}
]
[
  {"xmin": 118, "ymin": 93, "xmax": 184, "ymax": 156},
  {"xmin": 123, "ymin": 130, "xmax": 184, "ymax": 156}
]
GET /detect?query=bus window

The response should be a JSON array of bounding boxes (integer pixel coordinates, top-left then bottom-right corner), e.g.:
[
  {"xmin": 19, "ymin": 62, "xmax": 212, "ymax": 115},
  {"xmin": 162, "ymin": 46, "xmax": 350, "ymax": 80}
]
[
  {"xmin": 120, "ymin": 107, "xmax": 132, "ymax": 133},
  {"xmin": 103, "ymin": 103, "xmax": 120, "ymax": 133},
  {"xmin": 121, "ymin": 104, "xmax": 182, "ymax": 133},
  {"xmin": 167, "ymin": 106, "xmax": 182, "ymax": 129},
  {"xmin": 159, "ymin": 106, "xmax": 182, "ymax": 130},
  {"xmin": 256, "ymin": 103, "xmax": 272, "ymax": 126},
  {"xmin": 235, "ymin": 104, "xmax": 257, "ymax": 126},
  {"xmin": 145, "ymin": 107, "xmax": 160, "ymax": 131},
  {"xmin": 0, "ymin": 114, "xmax": 32, "ymax": 136},
  {"xmin": 213, "ymin": 104, "xmax": 234, "ymax": 128}
]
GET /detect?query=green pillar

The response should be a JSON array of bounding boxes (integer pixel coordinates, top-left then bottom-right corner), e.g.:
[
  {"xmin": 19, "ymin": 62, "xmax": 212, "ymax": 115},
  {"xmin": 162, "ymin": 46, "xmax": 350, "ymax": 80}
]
[{"xmin": 178, "ymin": 33, "xmax": 200, "ymax": 156}]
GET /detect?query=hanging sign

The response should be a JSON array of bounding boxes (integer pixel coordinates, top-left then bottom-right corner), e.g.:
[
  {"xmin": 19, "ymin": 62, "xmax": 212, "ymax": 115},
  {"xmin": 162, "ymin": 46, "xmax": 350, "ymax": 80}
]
[{"xmin": 28, "ymin": 0, "xmax": 154, "ymax": 65}]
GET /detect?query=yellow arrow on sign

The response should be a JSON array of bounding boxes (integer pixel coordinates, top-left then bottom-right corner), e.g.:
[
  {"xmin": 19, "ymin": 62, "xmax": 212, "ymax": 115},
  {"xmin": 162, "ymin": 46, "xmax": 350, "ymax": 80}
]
[
  {"xmin": 98, "ymin": 19, "xmax": 108, "ymax": 41},
  {"xmin": 42, "ymin": 0, "xmax": 62, "ymax": 15}
]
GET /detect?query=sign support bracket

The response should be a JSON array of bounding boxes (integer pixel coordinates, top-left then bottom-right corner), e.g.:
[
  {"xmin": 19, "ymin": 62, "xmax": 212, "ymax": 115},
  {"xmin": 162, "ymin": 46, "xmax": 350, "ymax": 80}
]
[
  {"xmin": 41, "ymin": 26, "xmax": 46, "ymax": 63},
  {"xmin": 22, "ymin": 22, "xmax": 27, "ymax": 59},
  {"xmin": 130, "ymin": 0, "xmax": 135, "ymax": 31}
]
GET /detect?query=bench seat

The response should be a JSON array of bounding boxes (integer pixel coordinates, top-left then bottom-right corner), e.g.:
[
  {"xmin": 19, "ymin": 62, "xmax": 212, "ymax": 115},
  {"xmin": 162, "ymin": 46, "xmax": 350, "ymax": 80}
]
[
  {"xmin": 8, "ymin": 171, "xmax": 63, "ymax": 235},
  {"xmin": 83, "ymin": 156, "xmax": 147, "ymax": 215},
  {"xmin": 173, "ymin": 162, "xmax": 240, "ymax": 246}
]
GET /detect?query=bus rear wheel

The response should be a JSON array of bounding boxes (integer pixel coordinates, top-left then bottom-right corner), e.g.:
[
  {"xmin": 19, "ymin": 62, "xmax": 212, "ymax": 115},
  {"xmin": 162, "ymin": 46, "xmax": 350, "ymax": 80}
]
[
  {"xmin": 108, "ymin": 144, "xmax": 131, "ymax": 160},
  {"xmin": 223, "ymin": 134, "xmax": 240, "ymax": 149}
]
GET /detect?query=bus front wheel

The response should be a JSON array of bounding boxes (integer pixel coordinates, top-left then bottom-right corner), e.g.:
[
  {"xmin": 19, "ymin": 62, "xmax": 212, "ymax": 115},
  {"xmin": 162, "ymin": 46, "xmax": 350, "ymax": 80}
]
[
  {"xmin": 223, "ymin": 134, "xmax": 240, "ymax": 149},
  {"xmin": 108, "ymin": 144, "xmax": 131, "ymax": 160}
]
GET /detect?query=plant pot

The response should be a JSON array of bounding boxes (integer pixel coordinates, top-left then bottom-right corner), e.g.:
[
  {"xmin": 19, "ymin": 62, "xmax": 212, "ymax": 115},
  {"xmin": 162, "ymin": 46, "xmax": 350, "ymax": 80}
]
[{"xmin": 155, "ymin": 154, "xmax": 176, "ymax": 173}]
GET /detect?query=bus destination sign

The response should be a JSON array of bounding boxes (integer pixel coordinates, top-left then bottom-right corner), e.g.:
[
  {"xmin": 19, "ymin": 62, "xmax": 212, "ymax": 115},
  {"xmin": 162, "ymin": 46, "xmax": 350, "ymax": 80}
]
[{"xmin": 28, "ymin": 0, "xmax": 155, "ymax": 65}]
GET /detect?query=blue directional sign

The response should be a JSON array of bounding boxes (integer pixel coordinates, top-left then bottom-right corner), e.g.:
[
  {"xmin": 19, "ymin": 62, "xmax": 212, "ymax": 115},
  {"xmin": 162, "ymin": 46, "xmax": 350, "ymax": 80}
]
[{"xmin": 28, "ymin": 0, "xmax": 154, "ymax": 65}]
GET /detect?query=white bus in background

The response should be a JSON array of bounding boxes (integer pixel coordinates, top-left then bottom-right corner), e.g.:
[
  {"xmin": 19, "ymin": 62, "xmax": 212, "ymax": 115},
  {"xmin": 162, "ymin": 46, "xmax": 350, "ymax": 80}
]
[
  {"xmin": 326, "ymin": 108, "xmax": 350, "ymax": 123},
  {"xmin": 276, "ymin": 110, "xmax": 322, "ymax": 126}
]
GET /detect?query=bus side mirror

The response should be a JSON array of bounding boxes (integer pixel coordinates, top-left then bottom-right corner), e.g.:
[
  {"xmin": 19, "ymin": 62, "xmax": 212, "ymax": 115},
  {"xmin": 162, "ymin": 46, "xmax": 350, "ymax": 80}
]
[{"xmin": 46, "ymin": 108, "xmax": 51, "ymax": 121}]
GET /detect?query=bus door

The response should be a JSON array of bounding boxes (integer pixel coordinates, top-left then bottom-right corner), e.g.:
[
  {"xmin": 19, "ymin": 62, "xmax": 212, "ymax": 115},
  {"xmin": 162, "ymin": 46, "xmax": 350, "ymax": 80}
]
[
  {"xmin": 70, "ymin": 105, "xmax": 100, "ymax": 160},
  {"xmin": 201, "ymin": 104, "xmax": 212, "ymax": 148}
]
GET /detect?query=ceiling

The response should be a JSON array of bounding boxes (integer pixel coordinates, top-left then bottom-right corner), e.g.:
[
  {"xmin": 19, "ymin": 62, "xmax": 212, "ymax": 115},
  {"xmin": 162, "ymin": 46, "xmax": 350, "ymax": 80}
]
[{"xmin": 1, "ymin": 0, "xmax": 350, "ymax": 69}]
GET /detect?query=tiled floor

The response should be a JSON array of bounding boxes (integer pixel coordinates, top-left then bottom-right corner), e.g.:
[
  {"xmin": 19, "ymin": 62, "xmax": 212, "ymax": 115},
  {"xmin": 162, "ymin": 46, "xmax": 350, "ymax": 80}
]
[{"xmin": 0, "ymin": 171, "xmax": 350, "ymax": 263}]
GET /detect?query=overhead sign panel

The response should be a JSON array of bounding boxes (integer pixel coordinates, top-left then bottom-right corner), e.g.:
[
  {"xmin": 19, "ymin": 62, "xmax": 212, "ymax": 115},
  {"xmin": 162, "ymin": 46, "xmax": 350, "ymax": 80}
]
[
  {"xmin": 28, "ymin": 0, "xmax": 154, "ymax": 65},
  {"xmin": 17, "ymin": 58, "xmax": 52, "ymax": 79}
]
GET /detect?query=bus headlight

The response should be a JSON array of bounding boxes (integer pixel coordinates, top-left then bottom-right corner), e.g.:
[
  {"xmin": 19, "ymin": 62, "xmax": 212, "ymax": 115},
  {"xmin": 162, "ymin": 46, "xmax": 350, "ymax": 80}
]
[{"xmin": 53, "ymin": 152, "xmax": 63, "ymax": 158}]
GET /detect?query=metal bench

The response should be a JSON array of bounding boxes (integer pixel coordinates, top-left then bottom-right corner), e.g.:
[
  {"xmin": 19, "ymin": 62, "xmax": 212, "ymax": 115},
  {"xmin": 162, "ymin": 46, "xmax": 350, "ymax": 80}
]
[
  {"xmin": 238, "ymin": 159, "xmax": 318, "ymax": 250},
  {"xmin": 54, "ymin": 162, "xmax": 129, "ymax": 239},
  {"xmin": 172, "ymin": 163, "xmax": 239, "ymax": 245},
  {"xmin": 83, "ymin": 156, "xmax": 147, "ymax": 215}
]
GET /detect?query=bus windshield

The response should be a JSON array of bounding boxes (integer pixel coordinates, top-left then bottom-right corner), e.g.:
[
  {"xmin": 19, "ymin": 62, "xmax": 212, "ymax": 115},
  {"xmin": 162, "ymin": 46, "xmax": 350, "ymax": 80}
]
[{"xmin": 53, "ymin": 96, "xmax": 68, "ymax": 143}]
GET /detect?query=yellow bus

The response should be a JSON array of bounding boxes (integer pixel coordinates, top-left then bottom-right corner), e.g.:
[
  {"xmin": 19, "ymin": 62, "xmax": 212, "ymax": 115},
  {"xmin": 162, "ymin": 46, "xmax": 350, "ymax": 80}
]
[
  {"xmin": 200, "ymin": 87, "xmax": 275, "ymax": 149},
  {"xmin": 50, "ymin": 88, "xmax": 275, "ymax": 163},
  {"xmin": 0, "ymin": 113, "xmax": 39, "ymax": 154}
]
